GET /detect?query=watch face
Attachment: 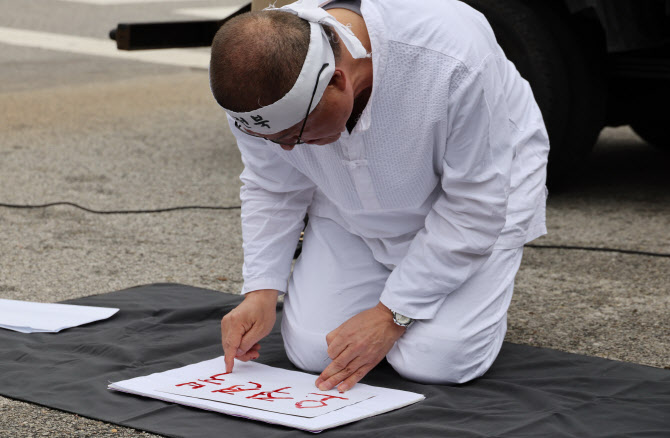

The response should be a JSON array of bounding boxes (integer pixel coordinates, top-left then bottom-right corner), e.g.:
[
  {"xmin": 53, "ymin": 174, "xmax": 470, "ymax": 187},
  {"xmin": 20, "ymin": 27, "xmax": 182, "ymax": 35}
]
[{"xmin": 393, "ymin": 312, "xmax": 412, "ymax": 325}]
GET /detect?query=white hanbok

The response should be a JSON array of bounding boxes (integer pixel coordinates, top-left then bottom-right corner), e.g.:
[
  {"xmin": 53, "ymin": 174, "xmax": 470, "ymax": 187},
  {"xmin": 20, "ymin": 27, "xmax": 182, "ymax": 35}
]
[{"xmin": 231, "ymin": 0, "xmax": 549, "ymax": 383}]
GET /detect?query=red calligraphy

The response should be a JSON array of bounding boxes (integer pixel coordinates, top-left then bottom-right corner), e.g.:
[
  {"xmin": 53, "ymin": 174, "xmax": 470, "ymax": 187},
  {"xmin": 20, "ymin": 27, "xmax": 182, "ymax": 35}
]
[
  {"xmin": 211, "ymin": 381, "xmax": 262, "ymax": 395},
  {"xmin": 198, "ymin": 372, "xmax": 231, "ymax": 385},
  {"xmin": 175, "ymin": 382, "xmax": 206, "ymax": 389},
  {"xmin": 295, "ymin": 393, "xmax": 348, "ymax": 409},
  {"xmin": 246, "ymin": 386, "xmax": 293, "ymax": 402}
]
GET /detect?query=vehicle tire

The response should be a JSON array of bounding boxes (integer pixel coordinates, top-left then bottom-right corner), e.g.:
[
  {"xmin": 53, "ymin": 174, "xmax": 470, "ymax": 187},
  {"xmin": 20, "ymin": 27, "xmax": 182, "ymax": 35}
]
[
  {"xmin": 631, "ymin": 120, "xmax": 670, "ymax": 150},
  {"xmin": 458, "ymin": 0, "xmax": 607, "ymax": 185}
]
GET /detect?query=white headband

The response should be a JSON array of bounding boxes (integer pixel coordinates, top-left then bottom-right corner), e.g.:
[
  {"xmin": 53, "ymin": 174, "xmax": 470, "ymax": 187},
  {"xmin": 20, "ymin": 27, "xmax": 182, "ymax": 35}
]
[{"xmin": 224, "ymin": 0, "xmax": 370, "ymax": 135}]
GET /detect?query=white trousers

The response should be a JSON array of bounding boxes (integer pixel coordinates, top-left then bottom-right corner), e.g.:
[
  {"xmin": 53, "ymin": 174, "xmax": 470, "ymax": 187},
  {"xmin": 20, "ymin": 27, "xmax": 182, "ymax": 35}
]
[{"xmin": 281, "ymin": 216, "xmax": 524, "ymax": 384}]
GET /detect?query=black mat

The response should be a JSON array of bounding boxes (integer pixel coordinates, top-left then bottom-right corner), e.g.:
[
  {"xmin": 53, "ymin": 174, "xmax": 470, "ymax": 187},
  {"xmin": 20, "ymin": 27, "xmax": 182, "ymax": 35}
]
[{"xmin": 1, "ymin": 284, "xmax": 668, "ymax": 437}]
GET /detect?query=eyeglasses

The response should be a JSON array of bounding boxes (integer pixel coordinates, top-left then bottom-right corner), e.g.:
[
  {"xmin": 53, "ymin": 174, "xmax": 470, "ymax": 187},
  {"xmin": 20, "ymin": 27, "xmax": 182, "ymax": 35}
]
[{"xmin": 234, "ymin": 63, "xmax": 330, "ymax": 146}]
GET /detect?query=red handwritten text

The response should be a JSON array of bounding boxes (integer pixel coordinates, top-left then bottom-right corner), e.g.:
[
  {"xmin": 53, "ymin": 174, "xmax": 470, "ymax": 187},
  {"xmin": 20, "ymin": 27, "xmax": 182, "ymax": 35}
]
[
  {"xmin": 175, "ymin": 382, "xmax": 206, "ymax": 389},
  {"xmin": 246, "ymin": 387, "xmax": 294, "ymax": 402},
  {"xmin": 295, "ymin": 393, "xmax": 348, "ymax": 409},
  {"xmin": 212, "ymin": 381, "xmax": 262, "ymax": 395},
  {"xmin": 198, "ymin": 372, "xmax": 231, "ymax": 385}
]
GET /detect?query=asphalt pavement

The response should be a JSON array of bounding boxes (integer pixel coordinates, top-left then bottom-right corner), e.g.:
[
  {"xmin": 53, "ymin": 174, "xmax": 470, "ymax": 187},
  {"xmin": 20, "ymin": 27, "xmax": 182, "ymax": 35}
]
[{"xmin": 1, "ymin": 0, "xmax": 668, "ymax": 436}]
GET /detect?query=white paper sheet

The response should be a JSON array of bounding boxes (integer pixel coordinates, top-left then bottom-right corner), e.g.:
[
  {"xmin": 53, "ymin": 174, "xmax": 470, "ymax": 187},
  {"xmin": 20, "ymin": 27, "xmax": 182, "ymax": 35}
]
[
  {"xmin": 154, "ymin": 359, "xmax": 375, "ymax": 418},
  {"xmin": 109, "ymin": 357, "xmax": 424, "ymax": 432},
  {"xmin": 0, "ymin": 299, "xmax": 119, "ymax": 333}
]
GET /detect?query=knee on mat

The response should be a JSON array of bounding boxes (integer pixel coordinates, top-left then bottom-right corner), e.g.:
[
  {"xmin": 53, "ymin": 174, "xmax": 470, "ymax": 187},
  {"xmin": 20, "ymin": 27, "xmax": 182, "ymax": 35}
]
[
  {"xmin": 386, "ymin": 335, "xmax": 501, "ymax": 385},
  {"xmin": 282, "ymin": 323, "xmax": 330, "ymax": 374},
  {"xmin": 285, "ymin": 346, "xmax": 329, "ymax": 375}
]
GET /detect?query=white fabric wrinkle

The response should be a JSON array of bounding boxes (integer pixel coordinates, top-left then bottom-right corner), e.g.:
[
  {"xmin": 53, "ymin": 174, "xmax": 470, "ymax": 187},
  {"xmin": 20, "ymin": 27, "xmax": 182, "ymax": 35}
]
[
  {"xmin": 234, "ymin": 117, "xmax": 316, "ymax": 294},
  {"xmin": 379, "ymin": 53, "xmax": 513, "ymax": 320},
  {"xmin": 241, "ymin": 202, "xmax": 307, "ymax": 294},
  {"xmin": 239, "ymin": 157, "xmax": 314, "ymax": 195}
]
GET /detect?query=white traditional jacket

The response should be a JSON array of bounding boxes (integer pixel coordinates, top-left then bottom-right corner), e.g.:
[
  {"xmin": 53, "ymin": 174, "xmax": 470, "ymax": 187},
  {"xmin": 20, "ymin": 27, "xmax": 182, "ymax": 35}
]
[{"xmin": 230, "ymin": 0, "xmax": 549, "ymax": 320}]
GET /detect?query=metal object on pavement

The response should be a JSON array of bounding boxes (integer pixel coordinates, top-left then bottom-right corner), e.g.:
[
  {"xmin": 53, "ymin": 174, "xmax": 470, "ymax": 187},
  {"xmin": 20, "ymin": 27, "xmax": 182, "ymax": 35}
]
[{"xmin": 109, "ymin": 3, "xmax": 251, "ymax": 50}]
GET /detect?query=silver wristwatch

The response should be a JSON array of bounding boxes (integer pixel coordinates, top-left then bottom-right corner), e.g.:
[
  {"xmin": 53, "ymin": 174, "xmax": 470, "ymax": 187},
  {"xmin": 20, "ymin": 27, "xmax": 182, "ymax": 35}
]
[{"xmin": 391, "ymin": 310, "xmax": 414, "ymax": 328}]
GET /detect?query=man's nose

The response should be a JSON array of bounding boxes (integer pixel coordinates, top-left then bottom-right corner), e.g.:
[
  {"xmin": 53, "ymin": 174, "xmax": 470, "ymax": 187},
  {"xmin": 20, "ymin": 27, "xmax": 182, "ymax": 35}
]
[{"xmin": 280, "ymin": 144, "xmax": 295, "ymax": 151}]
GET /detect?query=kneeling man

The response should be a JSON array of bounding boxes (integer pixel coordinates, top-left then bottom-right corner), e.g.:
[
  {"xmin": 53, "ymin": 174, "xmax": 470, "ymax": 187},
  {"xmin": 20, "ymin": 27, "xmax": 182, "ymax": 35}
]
[{"xmin": 209, "ymin": 0, "xmax": 549, "ymax": 392}]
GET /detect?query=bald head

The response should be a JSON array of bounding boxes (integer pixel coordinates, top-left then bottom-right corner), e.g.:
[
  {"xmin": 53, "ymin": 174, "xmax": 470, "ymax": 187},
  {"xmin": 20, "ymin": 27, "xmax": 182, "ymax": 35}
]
[{"xmin": 210, "ymin": 11, "xmax": 341, "ymax": 113}]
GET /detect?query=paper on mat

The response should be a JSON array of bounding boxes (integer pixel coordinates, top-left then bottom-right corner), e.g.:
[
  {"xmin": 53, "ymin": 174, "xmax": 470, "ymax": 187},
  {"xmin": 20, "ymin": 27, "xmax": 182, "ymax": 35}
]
[
  {"xmin": 156, "ymin": 362, "xmax": 374, "ymax": 418},
  {"xmin": 0, "ymin": 299, "xmax": 119, "ymax": 333},
  {"xmin": 109, "ymin": 356, "xmax": 424, "ymax": 432}
]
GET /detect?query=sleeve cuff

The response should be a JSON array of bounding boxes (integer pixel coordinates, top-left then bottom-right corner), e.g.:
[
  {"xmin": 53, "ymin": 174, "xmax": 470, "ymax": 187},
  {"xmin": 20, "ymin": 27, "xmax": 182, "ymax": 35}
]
[
  {"xmin": 379, "ymin": 294, "xmax": 446, "ymax": 321},
  {"xmin": 241, "ymin": 277, "xmax": 289, "ymax": 295}
]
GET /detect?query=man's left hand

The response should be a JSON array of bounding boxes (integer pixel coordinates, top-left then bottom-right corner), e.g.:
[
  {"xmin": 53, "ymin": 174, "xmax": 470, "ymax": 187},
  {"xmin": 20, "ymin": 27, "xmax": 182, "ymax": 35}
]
[{"xmin": 315, "ymin": 302, "xmax": 406, "ymax": 392}]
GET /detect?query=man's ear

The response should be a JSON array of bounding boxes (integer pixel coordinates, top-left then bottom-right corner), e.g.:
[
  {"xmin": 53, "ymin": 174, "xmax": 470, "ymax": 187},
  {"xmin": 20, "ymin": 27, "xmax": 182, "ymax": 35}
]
[{"xmin": 329, "ymin": 69, "xmax": 347, "ymax": 92}]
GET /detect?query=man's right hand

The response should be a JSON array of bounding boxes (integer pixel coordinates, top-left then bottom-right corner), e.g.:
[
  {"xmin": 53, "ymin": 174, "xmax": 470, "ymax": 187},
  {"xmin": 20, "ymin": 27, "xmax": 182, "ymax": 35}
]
[{"xmin": 221, "ymin": 289, "xmax": 278, "ymax": 373}]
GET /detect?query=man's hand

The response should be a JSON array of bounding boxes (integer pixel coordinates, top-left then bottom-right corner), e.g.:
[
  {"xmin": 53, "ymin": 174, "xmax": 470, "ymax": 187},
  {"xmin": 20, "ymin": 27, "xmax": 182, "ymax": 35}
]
[
  {"xmin": 221, "ymin": 289, "xmax": 278, "ymax": 373},
  {"xmin": 315, "ymin": 302, "xmax": 406, "ymax": 393}
]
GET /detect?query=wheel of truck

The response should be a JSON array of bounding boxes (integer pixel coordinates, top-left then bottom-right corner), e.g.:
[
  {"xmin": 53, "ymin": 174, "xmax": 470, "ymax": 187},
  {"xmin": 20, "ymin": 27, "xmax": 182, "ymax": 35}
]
[
  {"xmin": 458, "ymin": 0, "xmax": 607, "ymax": 185},
  {"xmin": 631, "ymin": 120, "xmax": 670, "ymax": 150}
]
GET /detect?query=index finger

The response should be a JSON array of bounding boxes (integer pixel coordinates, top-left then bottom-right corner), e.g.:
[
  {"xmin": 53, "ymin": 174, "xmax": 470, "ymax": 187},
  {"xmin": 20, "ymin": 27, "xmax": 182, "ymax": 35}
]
[
  {"xmin": 221, "ymin": 322, "xmax": 244, "ymax": 373},
  {"xmin": 316, "ymin": 345, "xmax": 356, "ymax": 389}
]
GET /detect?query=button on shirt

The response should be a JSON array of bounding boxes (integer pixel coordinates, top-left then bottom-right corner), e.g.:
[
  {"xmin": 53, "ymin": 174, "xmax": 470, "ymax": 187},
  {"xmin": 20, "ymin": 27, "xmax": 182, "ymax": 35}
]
[{"xmin": 230, "ymin": 0, "xmax": 549, "ymax": 320}]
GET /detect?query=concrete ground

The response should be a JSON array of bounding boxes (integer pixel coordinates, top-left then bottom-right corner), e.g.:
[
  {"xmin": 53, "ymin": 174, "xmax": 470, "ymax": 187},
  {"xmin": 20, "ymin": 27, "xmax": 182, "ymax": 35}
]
[{"xmin": 1, "ymin": 1, "xmax": 668, "ymax": 436}]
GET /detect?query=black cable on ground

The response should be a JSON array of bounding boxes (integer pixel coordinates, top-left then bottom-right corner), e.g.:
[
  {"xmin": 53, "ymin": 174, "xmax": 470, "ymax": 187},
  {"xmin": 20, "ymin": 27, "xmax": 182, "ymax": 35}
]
[
  {"xmin": 525, "ymin": 244, "xmax": 670, "ymax": 258},
  {"xmin": 2, "ymin": 201, "xmax": 668, "ymax": 258},
  {"xmin": 0, "ymin": 202, "xmax": 240, "ymax": 214}
]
